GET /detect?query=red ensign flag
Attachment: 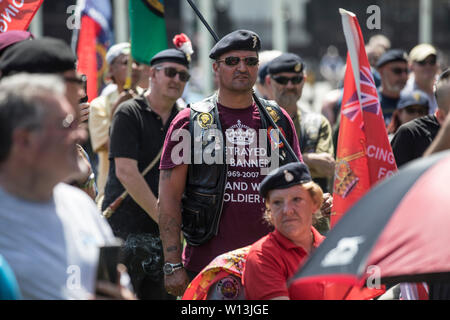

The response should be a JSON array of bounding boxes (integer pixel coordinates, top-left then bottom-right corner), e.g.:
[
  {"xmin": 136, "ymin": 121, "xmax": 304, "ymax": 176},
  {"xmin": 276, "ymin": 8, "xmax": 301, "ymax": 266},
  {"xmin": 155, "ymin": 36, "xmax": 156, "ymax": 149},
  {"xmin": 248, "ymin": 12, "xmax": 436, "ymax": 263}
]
[
  {"xmin": 331, "ymin": 9, "xmax": 397, "ymax": 227},
  {"xmin": 0, "ymin": 0, "xmax": 43, "ymax": 33}
]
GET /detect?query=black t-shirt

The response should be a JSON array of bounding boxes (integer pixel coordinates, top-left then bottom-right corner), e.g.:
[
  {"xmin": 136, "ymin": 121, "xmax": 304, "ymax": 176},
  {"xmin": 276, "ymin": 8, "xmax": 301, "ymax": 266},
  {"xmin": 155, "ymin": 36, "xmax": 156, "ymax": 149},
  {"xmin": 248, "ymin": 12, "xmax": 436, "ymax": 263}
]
[
  {"xmin": 390, "ymin": 114, "xmax": 440, "ymax": 168},
  {"xmin": 102, "ymin": 94, "xmax": 180, "ymax": 238}
]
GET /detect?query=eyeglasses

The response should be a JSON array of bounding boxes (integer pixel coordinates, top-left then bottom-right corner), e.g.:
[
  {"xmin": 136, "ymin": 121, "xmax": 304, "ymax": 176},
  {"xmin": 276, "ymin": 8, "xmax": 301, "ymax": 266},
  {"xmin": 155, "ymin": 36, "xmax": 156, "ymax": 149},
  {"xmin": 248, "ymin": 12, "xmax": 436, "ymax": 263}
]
[
  {"xmin": 417, "ymin": 56, "xmax": 437, "ymax": 66},
  {"xmin": 216, "ymin": 56, "xmax": 259, "ymax": 67},
  {"xmin": 271, "ymin": 75, "xmax": 304, "ymax": 85},
  {"xmin": 403, "ymin": 105, "xmax": 428, "ymax": 115},
  {"xmin": 64, "ymin": 74, "xmax": 86, "ymax": 86},
  {"xmin": 390, "ymin": 67, "xmax": 409, "ymax": 75},
  {"xmin": 155, "ymin": 66, "xmax": 190, "ymax": 82}
]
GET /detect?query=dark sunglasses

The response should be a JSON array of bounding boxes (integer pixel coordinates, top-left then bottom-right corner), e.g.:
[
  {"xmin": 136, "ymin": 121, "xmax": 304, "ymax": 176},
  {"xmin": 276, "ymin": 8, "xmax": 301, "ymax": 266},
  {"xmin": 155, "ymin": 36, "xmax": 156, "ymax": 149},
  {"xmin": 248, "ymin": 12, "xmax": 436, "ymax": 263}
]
[
  {"xmin": 271, "ymin": 75, "xmax": 304, "ymax": 85},
  {"xmin": 391, "ymin": 67, "xmax": 408, "ymax": 75},
  {"xmin": 417, "ymin": 56, "xmax": 437, "ymax": 66},
  {"xmin": 155, "ymin": 66, "xmax": 190, "ymax": 82},
  {"xmin": 64, "ymin": 74, "xmax": 86, "ymax": 85},
  {"xmin": 404, "ymin": 105, "xmax": 428, "ymax": 115},
  {"xmin": 216, "ymin": 56, "xmax": 259, "ymax": 67}
]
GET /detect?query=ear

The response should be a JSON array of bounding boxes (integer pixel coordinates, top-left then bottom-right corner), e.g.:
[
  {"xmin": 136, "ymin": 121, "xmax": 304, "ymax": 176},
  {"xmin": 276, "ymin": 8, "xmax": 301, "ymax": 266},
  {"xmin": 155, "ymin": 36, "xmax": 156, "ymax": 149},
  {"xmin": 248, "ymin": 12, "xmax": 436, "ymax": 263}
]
[
  {"xmin": 265, "ymin": 74, "xmax": 271, "ymax": 87},
  {"xmin": 212, "ymin": 61, "xmax": 220, "ymax": 73},
  {"xmin": 436, "ymin": 109, "xmax": 448, "ymax": 125}
]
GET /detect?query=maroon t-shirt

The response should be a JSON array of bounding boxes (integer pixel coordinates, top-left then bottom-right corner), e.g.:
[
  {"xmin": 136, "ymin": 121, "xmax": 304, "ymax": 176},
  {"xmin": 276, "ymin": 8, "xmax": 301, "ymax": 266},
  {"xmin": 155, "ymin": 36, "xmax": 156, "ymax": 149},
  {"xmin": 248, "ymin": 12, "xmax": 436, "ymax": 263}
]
[{"xmin": 160, "ymin": 103, "xmax": 302, "ymax": 272}]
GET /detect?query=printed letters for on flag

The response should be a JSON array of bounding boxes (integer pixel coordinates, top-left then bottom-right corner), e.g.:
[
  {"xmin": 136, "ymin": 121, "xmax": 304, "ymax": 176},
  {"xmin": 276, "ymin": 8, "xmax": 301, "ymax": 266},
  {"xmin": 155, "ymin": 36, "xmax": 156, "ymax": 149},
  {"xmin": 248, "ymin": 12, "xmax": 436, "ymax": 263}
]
[{"xmin": 331, "ymin": 9, "xmax": 397, "ymax": 227}]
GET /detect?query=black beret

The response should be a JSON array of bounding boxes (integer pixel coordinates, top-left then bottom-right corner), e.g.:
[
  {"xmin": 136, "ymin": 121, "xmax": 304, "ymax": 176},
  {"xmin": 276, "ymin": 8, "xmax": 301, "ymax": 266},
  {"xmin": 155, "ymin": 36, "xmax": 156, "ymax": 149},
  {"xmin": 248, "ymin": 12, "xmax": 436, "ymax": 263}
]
[
  {"xmin": 259, "ymin": 162, "xmax": 312, "ymax": 198},
  {"xmin": 376, "ymin": 49, "xmax": 408, "ymax": 68},
  {"xmin": 150, "ymin": 48, "xmax": 190, "ymax": 67},
  {"xmin": 0, "ymin": 37, "xmax": 76, "ymax": 77},
  {"xmin": 209, "ymin": 29, "xmax": 261, "ymax": 60},
  {"xmin": 267, "ymin": 53, "xmax": 304, "ymax": 75}
]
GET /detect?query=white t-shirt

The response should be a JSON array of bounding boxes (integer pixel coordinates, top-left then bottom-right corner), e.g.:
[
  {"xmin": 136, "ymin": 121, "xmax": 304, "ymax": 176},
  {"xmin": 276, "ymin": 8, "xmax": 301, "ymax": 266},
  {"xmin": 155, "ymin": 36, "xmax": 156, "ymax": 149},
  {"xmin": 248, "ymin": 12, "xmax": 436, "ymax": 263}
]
[{"xmin": 0, "ymin": 183, "xmax": 116, "ymax": 299}]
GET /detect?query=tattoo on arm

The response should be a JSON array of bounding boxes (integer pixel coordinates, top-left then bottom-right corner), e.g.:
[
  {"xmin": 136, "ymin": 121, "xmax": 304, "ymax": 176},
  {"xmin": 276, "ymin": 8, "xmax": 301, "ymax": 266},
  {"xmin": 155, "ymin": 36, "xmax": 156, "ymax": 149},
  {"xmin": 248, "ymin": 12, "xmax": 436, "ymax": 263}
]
[
  {"xmin": 160, "ymin": 169, "xmax": 173, "ymax": 180},
  {"xmin": 167, "ymin": 245, "xmax": 178, "ymax": 252}
]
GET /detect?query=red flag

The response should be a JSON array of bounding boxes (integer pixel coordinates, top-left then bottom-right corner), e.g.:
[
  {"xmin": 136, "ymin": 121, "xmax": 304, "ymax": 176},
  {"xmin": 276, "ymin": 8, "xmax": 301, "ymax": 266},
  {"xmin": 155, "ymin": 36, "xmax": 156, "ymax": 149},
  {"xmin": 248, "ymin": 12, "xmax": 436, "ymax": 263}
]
[
  {"xmin": 72, "ymin": 0, "xmax": 113, "ymax": 102},
  {"xmin": 331, "ymin": 9, "xmax": 397, "ymax": 227},
  {"xmin": 0, "ymin": 0, "xmax": 43, "ymax": 33}
]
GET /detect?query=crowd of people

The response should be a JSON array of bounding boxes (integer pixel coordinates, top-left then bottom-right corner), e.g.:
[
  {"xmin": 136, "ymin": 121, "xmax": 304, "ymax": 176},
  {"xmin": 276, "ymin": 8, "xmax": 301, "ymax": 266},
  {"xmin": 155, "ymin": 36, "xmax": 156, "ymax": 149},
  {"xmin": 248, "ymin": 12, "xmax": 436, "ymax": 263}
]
[{"xmin": 0, "ymin": 24, "xmax": 449, "ymax": 301}]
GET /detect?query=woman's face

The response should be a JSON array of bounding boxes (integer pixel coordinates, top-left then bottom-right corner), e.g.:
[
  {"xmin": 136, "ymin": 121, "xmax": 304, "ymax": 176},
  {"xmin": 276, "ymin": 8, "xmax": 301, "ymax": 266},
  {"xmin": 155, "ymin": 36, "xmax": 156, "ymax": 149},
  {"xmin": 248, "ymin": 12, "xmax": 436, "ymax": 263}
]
[{"xmin": 266, "ymin": 184, "xmax": 319, "ymax": 242}]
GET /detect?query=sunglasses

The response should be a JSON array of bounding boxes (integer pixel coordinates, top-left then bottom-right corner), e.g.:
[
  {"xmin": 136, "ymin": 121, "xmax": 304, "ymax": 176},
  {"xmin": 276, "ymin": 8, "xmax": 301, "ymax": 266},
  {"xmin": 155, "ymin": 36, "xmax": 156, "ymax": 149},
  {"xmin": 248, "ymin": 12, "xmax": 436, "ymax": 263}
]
[
  {"xmin": 417, "ymin": 56, "xmax": 437, "ymax": 66},
  {"xmin": 404, "ymin": 105, "xmax": 428, "ymax": 115},
  {"xmin": 64, "ymin": 74, "xmax": 86, "ymax": 85},
  {"xmin": 391, "ymin": 67, "xmax": 409, "ymax": 75},
  {"xmin": 271, "ymin": 75, "xmax": 304, "ymax": 85},
  {"xmin": 155, "ymin": 66, "xmax": 190, "ymax": 82},
  {"xmin": 216, "ymin": 56, "xmax": 259, "ymax": 67}
]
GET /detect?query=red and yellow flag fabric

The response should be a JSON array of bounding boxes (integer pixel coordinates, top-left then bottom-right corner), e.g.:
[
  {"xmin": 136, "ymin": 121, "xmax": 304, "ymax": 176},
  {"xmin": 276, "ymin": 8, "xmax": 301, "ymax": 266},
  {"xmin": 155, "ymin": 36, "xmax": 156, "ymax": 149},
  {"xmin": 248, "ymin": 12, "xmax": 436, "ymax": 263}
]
[
  {"xmin": 0, "ymin": 0, "xmax": 43, "ymax": 33},
  {"xmin": 331, "ymin": 9, "xmax": 397, "ymax": 227}
]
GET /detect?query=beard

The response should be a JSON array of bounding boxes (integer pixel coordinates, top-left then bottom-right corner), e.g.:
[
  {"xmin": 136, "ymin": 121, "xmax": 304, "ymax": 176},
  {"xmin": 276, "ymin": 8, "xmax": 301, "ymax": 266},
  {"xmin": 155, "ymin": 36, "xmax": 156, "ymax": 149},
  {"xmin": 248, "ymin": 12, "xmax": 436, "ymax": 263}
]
[{"xmin": 275, "ymin": 89, "xmax": 301, "ymax": 107}]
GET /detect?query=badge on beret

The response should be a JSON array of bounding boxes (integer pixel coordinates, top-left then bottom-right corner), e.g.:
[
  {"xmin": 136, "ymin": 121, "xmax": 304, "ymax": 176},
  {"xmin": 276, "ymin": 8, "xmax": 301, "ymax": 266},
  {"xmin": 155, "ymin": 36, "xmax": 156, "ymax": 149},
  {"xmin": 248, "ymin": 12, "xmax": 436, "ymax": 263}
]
[
  {"xmin": 413, "ymin": 92, "xmax": 421, "ymax": 102},
  {"xmin": 284, "ymin": 170, "xmax": 294, "ymax": 182},
  {"xmin": 294, "ymin": 63, "xmax": 302, "ymax": 72},
  {"xmin": 252, "ymin": 35, "xmax": 258, "ymax": 49},
  {"xmin": 197, "ymin": 112, "xmax": 213, "ymax": 129}
]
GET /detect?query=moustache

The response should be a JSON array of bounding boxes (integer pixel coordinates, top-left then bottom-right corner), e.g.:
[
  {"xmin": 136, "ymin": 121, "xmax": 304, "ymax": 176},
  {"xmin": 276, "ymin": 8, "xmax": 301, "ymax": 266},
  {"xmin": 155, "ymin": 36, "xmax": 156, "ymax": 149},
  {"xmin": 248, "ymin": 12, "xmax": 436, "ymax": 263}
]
[{"xmin": 233, "ymin": 71, "xmax": 250, "ymax": 78}]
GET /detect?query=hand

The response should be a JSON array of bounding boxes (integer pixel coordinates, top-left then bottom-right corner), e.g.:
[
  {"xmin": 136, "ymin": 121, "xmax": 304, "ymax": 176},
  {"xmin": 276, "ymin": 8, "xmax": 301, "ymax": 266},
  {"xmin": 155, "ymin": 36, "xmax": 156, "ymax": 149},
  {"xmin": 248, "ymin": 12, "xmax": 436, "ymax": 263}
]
[
  {"xmin": 78, "ymin": 102, "xmax": 90, "ymax": 124},
  {"xmin": 164, "ymin": 268, "xmax": 190, "ymax": 297},
  {"xmin": 320, "ymin": 193, "xmax": 333, "ymax": 217}
]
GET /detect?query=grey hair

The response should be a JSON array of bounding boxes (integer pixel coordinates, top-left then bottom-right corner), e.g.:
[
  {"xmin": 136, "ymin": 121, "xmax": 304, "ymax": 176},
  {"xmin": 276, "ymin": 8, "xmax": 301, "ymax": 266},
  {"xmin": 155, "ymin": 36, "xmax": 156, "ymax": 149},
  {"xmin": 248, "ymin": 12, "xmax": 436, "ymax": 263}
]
[{"xmin": 0, "ymin": 73, "xmax": 66, "ymax": 162}]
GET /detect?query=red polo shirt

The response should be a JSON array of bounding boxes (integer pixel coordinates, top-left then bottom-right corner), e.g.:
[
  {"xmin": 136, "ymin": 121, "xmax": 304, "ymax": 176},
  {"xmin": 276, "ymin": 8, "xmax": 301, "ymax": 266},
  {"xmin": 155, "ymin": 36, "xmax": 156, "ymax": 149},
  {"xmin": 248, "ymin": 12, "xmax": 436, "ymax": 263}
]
[{"xmin": 243, "ymin": 226, "xmax": 327, "ymax": 300}]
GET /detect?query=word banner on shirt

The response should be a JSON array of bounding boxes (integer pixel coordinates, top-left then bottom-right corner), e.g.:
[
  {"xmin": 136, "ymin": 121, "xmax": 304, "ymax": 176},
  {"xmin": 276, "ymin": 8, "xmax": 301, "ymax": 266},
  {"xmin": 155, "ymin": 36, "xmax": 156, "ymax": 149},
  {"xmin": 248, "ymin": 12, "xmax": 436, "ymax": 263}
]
[
  {"xmin": 0, "ymin": 0, "xmax": 43, "ymax": 32},
  {"xmin": 331, "ymin": 9, "xmax": 397, "ymax": 227}
]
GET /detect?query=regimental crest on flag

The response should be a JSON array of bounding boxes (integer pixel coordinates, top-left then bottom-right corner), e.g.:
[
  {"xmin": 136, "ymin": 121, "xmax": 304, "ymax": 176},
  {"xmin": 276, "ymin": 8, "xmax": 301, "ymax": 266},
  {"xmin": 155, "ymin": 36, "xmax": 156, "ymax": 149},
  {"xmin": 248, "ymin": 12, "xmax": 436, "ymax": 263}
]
[
  {"xmin": 143, "ymin": 0, "xmax": 164, "ymax": 17},
  {"xmin": 334, "ymin": 160, "xmax": 359, "ymax": 198}
]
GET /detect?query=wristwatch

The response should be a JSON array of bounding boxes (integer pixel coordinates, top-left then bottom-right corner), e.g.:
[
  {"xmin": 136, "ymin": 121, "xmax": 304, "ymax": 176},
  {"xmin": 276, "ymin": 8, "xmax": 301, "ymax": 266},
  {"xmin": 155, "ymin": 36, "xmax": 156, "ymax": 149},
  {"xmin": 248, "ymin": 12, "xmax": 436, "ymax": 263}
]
[{"xmin": 163, "ymin": 262, "xmax": 183, "ymax": 275}]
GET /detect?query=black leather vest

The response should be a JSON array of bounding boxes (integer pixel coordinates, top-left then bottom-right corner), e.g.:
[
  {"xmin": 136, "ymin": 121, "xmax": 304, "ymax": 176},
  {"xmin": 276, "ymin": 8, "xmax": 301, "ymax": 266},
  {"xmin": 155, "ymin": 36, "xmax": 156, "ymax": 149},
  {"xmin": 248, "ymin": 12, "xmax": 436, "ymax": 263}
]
[{"xmin": 181, "ymin": 94, "xmax": 297, "ymax": 246}]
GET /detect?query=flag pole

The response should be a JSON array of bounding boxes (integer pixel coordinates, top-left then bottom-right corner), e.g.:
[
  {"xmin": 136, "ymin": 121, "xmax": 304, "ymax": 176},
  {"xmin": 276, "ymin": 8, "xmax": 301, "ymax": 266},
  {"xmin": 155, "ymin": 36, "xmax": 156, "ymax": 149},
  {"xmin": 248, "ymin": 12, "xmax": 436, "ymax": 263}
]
[{"xmin": 185, "ymin": 0, "xmax": 300, "ymax": 163}]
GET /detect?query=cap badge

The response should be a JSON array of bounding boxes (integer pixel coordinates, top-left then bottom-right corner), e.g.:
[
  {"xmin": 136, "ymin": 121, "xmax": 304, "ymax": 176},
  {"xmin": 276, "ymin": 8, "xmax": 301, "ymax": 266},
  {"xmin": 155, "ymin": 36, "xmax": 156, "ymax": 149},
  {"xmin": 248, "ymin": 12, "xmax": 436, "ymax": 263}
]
[
  {"xmin": 252, "ymin": 35, "xmax": 258, "ymax": 49},
  {"xmin": 294, "ymin": 63, "xmax": 302, "ymax": 72},
  {"xmin": 413, "ymin": 92, "xmax": 421, "ymax": 102},
  {"xmin": 284, "ymin": 170, "xmax": 294, "ymax": 182}
]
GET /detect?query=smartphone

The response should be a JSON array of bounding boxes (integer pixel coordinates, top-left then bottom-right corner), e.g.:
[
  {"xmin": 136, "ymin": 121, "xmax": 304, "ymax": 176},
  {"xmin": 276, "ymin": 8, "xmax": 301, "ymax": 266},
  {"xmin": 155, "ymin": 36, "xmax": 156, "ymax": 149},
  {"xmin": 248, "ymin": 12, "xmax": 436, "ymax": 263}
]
[
  {"xmin": 79, "ymin": 74, "xmax": 88, "ymax": 104},
  {"xmin": 96, "ymin": 239, "xmax": 123, "ymax": 285}
]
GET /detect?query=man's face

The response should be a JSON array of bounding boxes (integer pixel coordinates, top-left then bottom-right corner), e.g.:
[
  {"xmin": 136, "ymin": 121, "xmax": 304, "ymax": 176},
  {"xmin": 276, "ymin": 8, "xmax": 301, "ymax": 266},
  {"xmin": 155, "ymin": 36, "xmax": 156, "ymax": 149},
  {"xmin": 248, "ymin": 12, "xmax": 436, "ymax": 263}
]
[
  {"xmin": 30, "ymin": 95, "xmax": 87, "ymax": 181},
  {"xmin": 62, "ymin": 70, "xmax": 86, "ymax": 118},
  {"xmin": 268, "ymin": 71, "xmax": 305, "ymax": 108},
  {"xmin": 411, "ymin": 54, "xmax": 438, "ymax": 84},
  {"xmin": 151, "ymin": 62, "xmax": 189, "ymax": 101},
  {"xmin": 109, "ymin": 53, "xmax": 143, "ymax": 88},
  {"xmin": 379, "ymin": 61, "xmax": 409, "ymax": 94},
  {"xmin": 213, "ymin": 50, "xmax": 259, "ymax": 93}
]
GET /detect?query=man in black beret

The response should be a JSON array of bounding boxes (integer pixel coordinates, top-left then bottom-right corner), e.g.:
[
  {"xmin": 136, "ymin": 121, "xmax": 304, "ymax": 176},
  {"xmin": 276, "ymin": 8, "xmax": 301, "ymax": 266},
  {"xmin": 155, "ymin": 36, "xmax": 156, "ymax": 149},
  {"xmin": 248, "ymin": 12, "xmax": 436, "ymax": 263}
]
[
  {"xmin": 101, "ymin": 46, "xmax": 191, "ymax": 300},
  {"xmin": 375, "ymin": 49, "xmax": 409, "ymax": 126},
  {"xmin": 266, "ymin": 52, "xmax": 334, "ymax": 233},
  {"xmin": 158, "ymin": 29, "xmax": 303, "ymax": 297},
  {"xmin": 0, "ymin": 37, "xmax": 96, "ymax": 199}
]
